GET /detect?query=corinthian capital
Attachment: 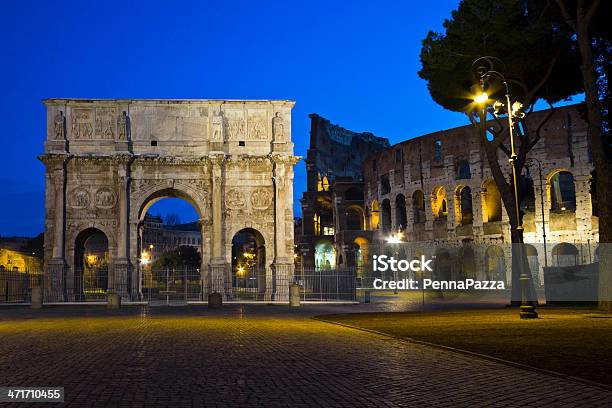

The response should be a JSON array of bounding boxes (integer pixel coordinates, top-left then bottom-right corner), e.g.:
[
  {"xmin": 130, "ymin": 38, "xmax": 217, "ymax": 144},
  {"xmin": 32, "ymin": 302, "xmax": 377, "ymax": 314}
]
[
  {"xmin": 269, "ymin": 153, "xmax": 301, "ymax": 167},
  {"xmin": 208, "ymin": 152, "xmax": 228, "ymax": 166}
]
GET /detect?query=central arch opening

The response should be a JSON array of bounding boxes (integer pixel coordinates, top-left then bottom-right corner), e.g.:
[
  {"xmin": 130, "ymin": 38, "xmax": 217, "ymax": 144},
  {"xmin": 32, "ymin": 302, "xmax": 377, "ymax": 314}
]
[
  {"xmin": 231, "ymin": 228, "xmax": 266, "ymax": 300},
  {"xmin": 139, "ymin": 192, "xmax": 203, "ymax": 302}
]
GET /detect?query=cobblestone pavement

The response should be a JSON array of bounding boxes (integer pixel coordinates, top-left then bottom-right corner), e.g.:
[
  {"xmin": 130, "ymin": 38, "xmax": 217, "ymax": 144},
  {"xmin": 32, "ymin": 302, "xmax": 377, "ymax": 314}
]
[{"xmin": 0, "ymin": 305, "xmax": 610, "ymax": 407}]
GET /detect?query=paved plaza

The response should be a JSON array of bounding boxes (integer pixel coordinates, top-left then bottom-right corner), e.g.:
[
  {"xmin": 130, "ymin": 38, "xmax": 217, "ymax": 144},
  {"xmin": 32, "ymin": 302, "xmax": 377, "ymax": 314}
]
[{"xmin": 0, "ymin": 305, "xmax": 611, "ymax": 407}]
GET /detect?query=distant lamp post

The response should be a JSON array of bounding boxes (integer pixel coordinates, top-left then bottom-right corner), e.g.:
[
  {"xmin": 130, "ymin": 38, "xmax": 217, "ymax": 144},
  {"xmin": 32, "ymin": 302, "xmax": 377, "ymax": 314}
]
[
  {"xmin": 526, "ymin": 157, "xmax": 549, "ymax": 269},
  {"xmin": 472, "ymin": 56, "xmax": 538, "ymax": 319},
  {"xmin": 386, "ymin": 229, "xmax": 404, "ymax": 294},
  {"xmin": 140, "ymin": 250, "xmax": 151, "ymax": 265}
]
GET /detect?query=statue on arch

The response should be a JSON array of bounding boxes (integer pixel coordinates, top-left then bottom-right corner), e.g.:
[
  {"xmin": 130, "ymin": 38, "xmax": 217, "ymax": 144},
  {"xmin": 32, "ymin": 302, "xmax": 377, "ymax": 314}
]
[
  {"xmin": 272, "ymin": 111, "xmax": 285, "ymax": 140},
  {"xmin": 211, "ymin": 109, "xmax": 224, "ymax": 141},
  {"xmin": 54, "ymin": 111, "xmax": 65, "ymax": 140},
  {"xmin": 117, "ymin": 111, "xmax": 129, "ymax": 140}
]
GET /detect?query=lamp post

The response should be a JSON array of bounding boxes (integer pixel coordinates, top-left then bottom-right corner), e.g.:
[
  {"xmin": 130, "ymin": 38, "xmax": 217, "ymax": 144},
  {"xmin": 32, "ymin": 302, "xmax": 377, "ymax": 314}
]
[
  {"xmin": 386, "ymin": 229, "xmax": 404, "ymax": 294},
  {"xmin": 526, "ymin": 157, "xmax": 549, "ymax": 269},
  {"xmin": 472, "ymin": 56, "xmax": 538, "ymax": 319}
]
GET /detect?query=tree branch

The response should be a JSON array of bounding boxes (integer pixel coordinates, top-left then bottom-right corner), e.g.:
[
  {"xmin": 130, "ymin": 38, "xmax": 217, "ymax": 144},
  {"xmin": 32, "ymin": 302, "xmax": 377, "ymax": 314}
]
[
  {"xmin": 555, "ymin": 0, "xmax": 577, "ymax": 31},
  {"xmin": 491, "ymin": 130, "xmax": 512, "ymax": 158},
  {"xmin": 524, "ymin": 49, "xmax": 561, "ymax": 106},
  {"xmin": 466, "ymin": 112, "xmax": 512, "ymax": 221},
  {"xmin": 527, "ymin": 102, "xmax": 556, "ymax": 151},
  {"xmin": 582, "ymin": 0, "xmax": 602, "ymax": 26}
]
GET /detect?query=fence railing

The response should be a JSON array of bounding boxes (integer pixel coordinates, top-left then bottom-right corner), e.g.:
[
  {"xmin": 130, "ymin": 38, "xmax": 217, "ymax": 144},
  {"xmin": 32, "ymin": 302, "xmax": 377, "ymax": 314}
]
[
  {"xmin": 74, "ymin": 268, "xmax": 108, "ymax": 301},
  {"xmin": 1, "ymin": 267, "xmax": 358, "ymax": 303},
  {"xmin": 0, "ymin": 270, "xmax": 42, "ymax": 303},
  {"xmin": 293, "ymin": 268, "xmax": 357, "ymax": 301},
  {"xmin": 141, "ymin": 267, "xmax": 204, "ymax": 302}
]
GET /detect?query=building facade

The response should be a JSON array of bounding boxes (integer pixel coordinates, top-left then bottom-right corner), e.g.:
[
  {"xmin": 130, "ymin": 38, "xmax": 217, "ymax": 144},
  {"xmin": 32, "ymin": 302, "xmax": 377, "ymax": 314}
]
[
  {"xmin": 0, "ymin": 248, "xmax": 42, "ymax": 271},
  {"xmin": 298, "ymin": 114, "xmax": 389, "ymax": 271},
  {"xmin": 362, "ymin": 105, "xmax": 597, "ymax": 286},
  {"xmin": 141, "ymin": 214, "xmax": 202, "ymax": 257},
  {"xmin": 41, "ymin": 99, "xmax": 299, "ymax": 301}
]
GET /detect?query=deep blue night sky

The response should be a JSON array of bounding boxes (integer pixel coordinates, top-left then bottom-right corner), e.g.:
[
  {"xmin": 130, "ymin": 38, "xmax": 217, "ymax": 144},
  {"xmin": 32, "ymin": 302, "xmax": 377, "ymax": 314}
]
[{"xmin": 0, "ymin": 0, "xmax": 521, "ymax": 236}]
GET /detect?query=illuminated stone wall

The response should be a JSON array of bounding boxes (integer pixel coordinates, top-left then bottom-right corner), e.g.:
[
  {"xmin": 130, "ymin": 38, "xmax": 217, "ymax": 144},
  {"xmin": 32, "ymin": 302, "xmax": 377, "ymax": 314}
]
[
  {"xmin": 363, "ymin": 105, "xmax": 597, "ymax": 286},
  {"xmin": 299, "ymin": 114, "xmax": 390, "ymax": 270},
  {"xmin": 0, "ymin": 249, "xmax": 42, "ymax": 271}
]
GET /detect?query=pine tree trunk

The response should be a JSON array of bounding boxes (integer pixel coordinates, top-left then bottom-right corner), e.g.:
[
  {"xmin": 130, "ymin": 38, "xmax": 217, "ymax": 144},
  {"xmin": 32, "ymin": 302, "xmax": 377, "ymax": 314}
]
[{"xmin": 576, "ymin": 26, "xmax": 612, "ymax": 310}]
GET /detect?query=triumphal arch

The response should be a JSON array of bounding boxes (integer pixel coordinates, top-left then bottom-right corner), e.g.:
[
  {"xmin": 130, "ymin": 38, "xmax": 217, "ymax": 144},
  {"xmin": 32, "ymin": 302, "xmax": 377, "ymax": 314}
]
[{"xmin": 40, "ymin": 99, "xmax": 299, "ymax": 301}]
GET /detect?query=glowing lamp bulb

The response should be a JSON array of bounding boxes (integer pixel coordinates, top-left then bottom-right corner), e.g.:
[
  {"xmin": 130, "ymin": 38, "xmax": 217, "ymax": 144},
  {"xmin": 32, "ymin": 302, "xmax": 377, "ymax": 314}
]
[
  {"xmin": 386, "ymin": 234, "xmax": 402, "ymax": 244},
  {"xmin": 474, "ymin": 92, "xmax": 488, "ymax": 104}
]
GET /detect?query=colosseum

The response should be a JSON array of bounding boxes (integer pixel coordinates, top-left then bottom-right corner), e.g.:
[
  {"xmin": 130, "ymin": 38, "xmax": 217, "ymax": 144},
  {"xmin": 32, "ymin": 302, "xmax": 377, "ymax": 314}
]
[
  {"xmin": 362, "ymin": 104, "xmax": 597, "ymax": 290},
  {"xmin": 298, "ymin": 104, "xmax": 598, "ymax": 297}
]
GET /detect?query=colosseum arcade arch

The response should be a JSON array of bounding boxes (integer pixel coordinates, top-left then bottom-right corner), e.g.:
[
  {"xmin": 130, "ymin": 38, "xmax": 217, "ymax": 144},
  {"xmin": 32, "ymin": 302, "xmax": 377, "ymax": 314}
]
[{"xmin": 41, "ymin": 99, "xmax": 299, "ymax": 302}]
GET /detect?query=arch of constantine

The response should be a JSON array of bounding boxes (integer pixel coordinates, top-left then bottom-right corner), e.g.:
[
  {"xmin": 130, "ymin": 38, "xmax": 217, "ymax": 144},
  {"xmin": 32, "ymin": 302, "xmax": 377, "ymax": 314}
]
[{"xmin": 40, "ymin": 99, "xmax": 299, "ymax": 301}]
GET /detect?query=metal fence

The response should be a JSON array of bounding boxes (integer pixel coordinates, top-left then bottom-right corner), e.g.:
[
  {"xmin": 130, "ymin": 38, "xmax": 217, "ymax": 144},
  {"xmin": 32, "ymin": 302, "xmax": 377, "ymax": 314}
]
[
  {"xmin": 230, "ymin": 267, "xmax": 267, "ymax": 301},
  {"xmin": 293, "ymin": 268, "xmax": 357, "ymax": 301},
  {"xmin": 1, "ymin": 267, "xmax": 358, "ymax": 304},
  {"xmin": 74, "ymin": 268, "xmax": 108, "ymax": 301},
  {"xmin": 0, "ymin": 269, "xmax": 42, "ymax": 303},
  {"xmin": 142, "ymin": 267, "xmax": 203, "ymax": 303}
]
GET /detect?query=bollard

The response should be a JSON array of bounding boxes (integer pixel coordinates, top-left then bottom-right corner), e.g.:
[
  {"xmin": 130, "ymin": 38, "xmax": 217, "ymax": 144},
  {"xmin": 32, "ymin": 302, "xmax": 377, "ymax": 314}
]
[
  {"xmin": 208, "ymin": 292, "xmax": 223, "ymax": 309},
  {"xmin": 31, "ymin": 286, "xmax": 43, "ymax": 309},
  {"xmin": 289, "ymin": 284, "xmax": 301, "ymax": 307},
  {"xmin": 364, "ymin": 290, "xmax": 371, "ymax": 303},
  {"xmin": 107, "ymin": 293, "xmax": 121, "ymax": 309}
]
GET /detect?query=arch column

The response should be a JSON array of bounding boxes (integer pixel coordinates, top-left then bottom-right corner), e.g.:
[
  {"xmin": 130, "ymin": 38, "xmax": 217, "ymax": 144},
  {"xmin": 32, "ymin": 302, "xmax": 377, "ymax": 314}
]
[
  {"xmin": 425, "ymin": 192, "xmax": 435, "ymax": 232},
  {"xmin": 136, "ymin": 222, "xmax": 144, "ymax": 299},
  {"xmin": 128, "ymin": 220, "xmax": 142, "ymax": 298},
  {"xmin": 574, "ymin": 172, "xmax": 591, "ymax": 241},
  {"xmin": 115, "ymin": 160, "xmax": 131, "ymax": 299},
  {"xmin": 46, "ymin": 157, "xmax": 68, "ymax": 302},
  {"xmin": 389, "ymin": 199, "xmax": 397, "ymax": 231},
  {"xmin": 199, "ymin": 219, "xmax": 212, "ymax": 297},
  {"xmin": 209, "ymin": 153, "xmax": 227, "ymax": 297},
  {"xmin": 472, "ymin": 186, "xmax": 484, "ymax": 235},
  {"xmin": 334, "ymin": 195, "xmax": 343, "ymax": 233},
  {"xmin": 405, "ymin": 195, "xmax": 414, "ymax": 234},
  {"xmin": 446, "ymin": 190, "xmax": 456, "ymax": 232},
  {"xmin": 272, "ymin": 155, "xmax": 293, "ymax": 301}
]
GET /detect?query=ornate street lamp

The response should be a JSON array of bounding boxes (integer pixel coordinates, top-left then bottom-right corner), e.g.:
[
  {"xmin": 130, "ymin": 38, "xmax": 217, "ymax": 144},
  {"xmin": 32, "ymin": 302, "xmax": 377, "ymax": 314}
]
[{"xmin": 472, "ymin": 56, "xmax": 538, "ymax": 319}]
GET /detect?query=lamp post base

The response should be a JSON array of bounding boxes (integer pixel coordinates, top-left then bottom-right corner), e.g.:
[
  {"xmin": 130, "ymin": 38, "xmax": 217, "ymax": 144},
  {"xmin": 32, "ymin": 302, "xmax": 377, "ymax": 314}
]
[{"xmin": 520, "ymin": 305, "xmax": 539, "ymax": 319}]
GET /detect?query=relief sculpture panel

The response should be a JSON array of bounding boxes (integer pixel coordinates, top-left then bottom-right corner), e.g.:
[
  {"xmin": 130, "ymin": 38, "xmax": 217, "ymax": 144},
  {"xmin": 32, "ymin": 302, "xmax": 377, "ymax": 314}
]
[
  {"xmin": 223, "ymin": 111, "xmax": 245, "ymax": 141},
  {"xmin": 95, "ymin": 188, "xmax": 117, "ymax": 209},
  {"xmin": 69, "ymin": 188, "xmax": 90, "ymax": 209},
  {"xmin": 226, "ymin": 189, "xmax": 246, "ymax": 209},
  {"xmin": 251, "ymin": 188, "xmax": 272, "ymax": 210},
  {"xmin": 71, "ymin": 109, "xmax": 93, "ymax": 139},
  {"xmin": 95, "ymin": 109, "xmax": 116, "ymax": 139},
  {"xmin": 248, "ymin": 112, "xmax": 267, "ymax": 140}
]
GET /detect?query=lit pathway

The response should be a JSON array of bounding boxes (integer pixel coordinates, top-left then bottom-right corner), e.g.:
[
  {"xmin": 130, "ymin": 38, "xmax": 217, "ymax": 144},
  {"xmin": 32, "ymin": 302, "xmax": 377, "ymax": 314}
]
[{"xmin": 0, "ymin": 305, "xmax": 610, "ymax": 407}]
